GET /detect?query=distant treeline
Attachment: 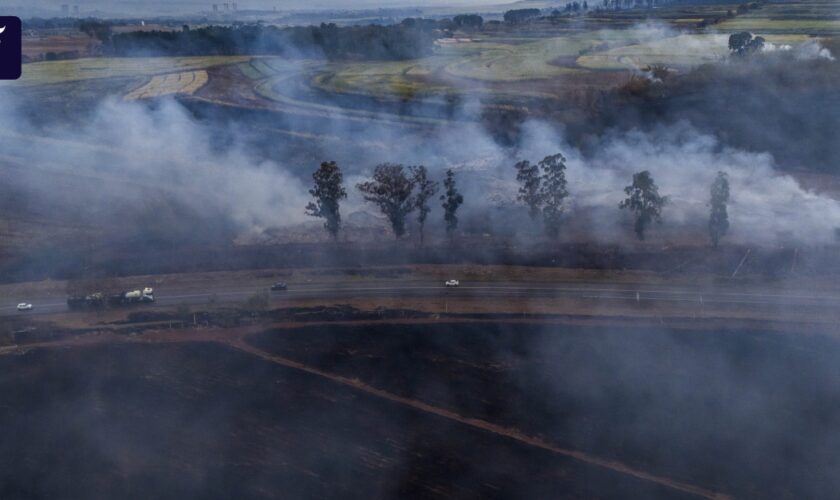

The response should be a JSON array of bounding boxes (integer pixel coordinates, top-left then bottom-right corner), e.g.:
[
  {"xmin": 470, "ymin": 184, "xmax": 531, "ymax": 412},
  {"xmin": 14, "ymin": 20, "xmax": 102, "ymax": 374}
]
[
  {"xmin": 103, "ymin": 23, "xmax": 442, "ymax": 61},
  {"xmin": 504, "ymin": 0, "xmax": 764, "ymax": 22}
]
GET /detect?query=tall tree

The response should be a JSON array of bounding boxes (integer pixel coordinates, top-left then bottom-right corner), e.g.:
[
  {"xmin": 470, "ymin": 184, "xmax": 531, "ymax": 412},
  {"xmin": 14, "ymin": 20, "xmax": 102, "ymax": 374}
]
[
  {"xmin": 538, "ymin": 154, "xmax": 569, "ymax": 239},
  {"xmin": 728, "ymin": 31, "xmax": 765, "ymax": 55},
  {"xmin": 440, "ymin": 169, "xmax": 464, "ymax": 239},
  {"xmin": 619, "ymin": 170, "xmax": 667, "ymax": 241},
  {"xmin": 709, "ymin": 171, "xmax": 730, "ymax": 247},
  {"xmin": 514, "ymin": 159, "xmax": 543, "ymax": 220},
  {"xmin": 305, "ymin": 161, "xmax": 347, "ymax": 239},
  {"xmin": 357, "ymin": 163, "xmax": 416, "ymax": 238},
  {"xmin": 410, "ymin": 165, "xmax": 439, "ymax": 246}
]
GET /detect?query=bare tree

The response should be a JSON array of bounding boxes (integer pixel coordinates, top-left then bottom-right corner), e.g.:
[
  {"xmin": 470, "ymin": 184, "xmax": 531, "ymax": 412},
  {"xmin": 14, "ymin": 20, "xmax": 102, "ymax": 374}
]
[
  {"xmin": 619, "ymin": 170, "xmax": 667, "ymax": 241},
  {"xmin": 514, "ymin": 159, "xmax": 543, "ymax": 220},
  {"xmin": 440, "ymin": 169, "xmax": 464, "ymax": 240},
  {"xmin": 357, "ymin": 163, "xmax": 416, "ymax": 238},
  {"xmin": 709, "ymin": 171, "xmax": 730, "ymax": 247},
  {"xmin": 410, "ymin": 165, "xmax": 439, "ymax": 246},
  {"xmin": 538, "ymin": 154, "xmax": 569, "ymax": 239},
  {"xmin": 305, "ymin": 161, "xmax": 347, "ymax": 239}
]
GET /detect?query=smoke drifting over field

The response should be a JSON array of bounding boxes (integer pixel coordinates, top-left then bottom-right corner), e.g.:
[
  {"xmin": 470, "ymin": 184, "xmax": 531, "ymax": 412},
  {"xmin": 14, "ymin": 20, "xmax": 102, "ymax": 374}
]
[
  {"xmin": 1, "ymin": 22, "xmax": 839, "ymax": 258},
  {"xmin": 2, "ymin": 88, "xmax": 840, "ymax": 248}
]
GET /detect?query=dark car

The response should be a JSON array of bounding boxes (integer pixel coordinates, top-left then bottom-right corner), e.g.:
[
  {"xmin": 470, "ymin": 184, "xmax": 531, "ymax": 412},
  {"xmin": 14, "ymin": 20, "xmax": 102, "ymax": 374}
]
[{"xmin": 270, "ymin": 282, "xmax": 288, "ymax": 291}]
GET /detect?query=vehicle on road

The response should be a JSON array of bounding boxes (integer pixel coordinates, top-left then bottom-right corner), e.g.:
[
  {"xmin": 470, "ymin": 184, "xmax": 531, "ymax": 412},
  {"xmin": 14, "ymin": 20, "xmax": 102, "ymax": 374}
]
[
  {"xmin": 109, "ymin": 288, "xmax": 155, "ymax": 306},
  {"xmin": 270, "ymin": 282, "xmax": 288, "ymax": 291},
  {"xmin": 68, "ymin": 287, "xmax": 154, "ymax": 309},
  {"xmin": 445, "ymin": 280, "xmax": 460, "ymax": 287},
  {"xmin": 16, "ymin": 303, "xmax": 33, "ymax": 311}
]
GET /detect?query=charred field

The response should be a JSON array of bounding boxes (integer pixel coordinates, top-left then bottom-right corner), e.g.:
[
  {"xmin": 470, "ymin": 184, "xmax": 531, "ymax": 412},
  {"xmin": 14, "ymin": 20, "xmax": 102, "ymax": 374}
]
[
  {"xmin": 3, "ymin": 4, "xmax": 840, "ymax": 498},
  {"xmin": 0, "ymin": 320, "xmax": 838, "ymax": 499}
]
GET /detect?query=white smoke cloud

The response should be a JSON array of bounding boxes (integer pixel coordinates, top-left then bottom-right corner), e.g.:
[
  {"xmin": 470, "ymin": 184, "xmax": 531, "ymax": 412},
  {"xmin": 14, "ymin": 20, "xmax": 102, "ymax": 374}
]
[
  {"xmin": 4, "ymin": 90, "xmax": 838, "ymax": 246},
  {"xmin": 0, "ymin": 95, "xmax": 314, "ymax": 232},
  {"xmin": 500, "ymin": 121, "xmax": 840, "ymax": 245},
  {"xmin": 763, "ymin": 40, "xmax": 835, "ymax": 61}
]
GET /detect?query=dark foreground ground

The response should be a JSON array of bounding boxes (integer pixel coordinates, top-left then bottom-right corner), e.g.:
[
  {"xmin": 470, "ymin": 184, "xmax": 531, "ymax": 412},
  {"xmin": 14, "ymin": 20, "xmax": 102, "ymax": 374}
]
[{"xmin": 0, "ymin": 322, "xmax": 838, "ymax": 499}]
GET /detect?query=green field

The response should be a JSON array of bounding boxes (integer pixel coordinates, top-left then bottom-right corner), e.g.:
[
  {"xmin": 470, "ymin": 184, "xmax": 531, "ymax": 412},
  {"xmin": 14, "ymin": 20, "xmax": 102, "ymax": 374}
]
[{"xmin": 312, "ymin": 61, "xmax": 452, "ymax": 100}]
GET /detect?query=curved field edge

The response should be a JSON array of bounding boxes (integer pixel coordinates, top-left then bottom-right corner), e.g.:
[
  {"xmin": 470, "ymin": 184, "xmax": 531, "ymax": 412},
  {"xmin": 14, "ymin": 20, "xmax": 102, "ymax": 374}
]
[
  {"xmin": 8, "ymin": 56, "xmax": 250, "ymax": 87},
  {"xmin": 125, "ymin": 70, "xmax": 209, "ymax": 100}
]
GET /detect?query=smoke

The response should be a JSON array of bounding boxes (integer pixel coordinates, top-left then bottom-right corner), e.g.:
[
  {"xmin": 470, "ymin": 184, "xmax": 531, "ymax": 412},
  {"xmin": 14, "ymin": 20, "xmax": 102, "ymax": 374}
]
[
  {"xmin": 2, "ymin": 78, "xmax": 839, "ymax": 248},
  {"xmin": 585, "ymin": 21, "xmax": 836, "ymax": 73},
  {"xmin": 85, "ymin": 98, "xmax": 312, "ymax": 228},
  {"xmin": 762, "ymin": 39, "xmax": 835, "ymax": 61},
  {"xmin": 1, "ymin": 18, "xmax": 838, "ymax": 255},
  {"xmin": 0, "ymin": 93, "xmax": 313, "ymax": 240},
  {"xmin": 574, "ymin": 123, "xmax": 840, "ymax": 244},
  {"xmin": 523, "ymin": 321, "xmax": 840, "ymax": 499}
]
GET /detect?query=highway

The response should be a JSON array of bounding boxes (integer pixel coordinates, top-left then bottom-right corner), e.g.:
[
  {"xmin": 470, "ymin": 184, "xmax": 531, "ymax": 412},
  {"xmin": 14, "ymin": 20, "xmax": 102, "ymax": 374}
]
[{"xmin": 3, "ymin": 280, "xmax": 840, "ymax": 317}]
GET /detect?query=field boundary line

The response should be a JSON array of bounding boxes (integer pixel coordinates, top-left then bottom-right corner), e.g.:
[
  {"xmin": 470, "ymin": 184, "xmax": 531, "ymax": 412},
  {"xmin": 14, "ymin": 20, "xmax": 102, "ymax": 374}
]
[{"xmin": 229, "ymin": 337, "xmax": 732, "ymax": 500}]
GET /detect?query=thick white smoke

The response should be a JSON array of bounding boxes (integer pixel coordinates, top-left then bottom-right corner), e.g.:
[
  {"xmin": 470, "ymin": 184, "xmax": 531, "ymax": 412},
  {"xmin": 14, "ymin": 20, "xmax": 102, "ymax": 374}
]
[
  {"xmin": 0, "ymin": 95, "xmax": 313, "ymax": 232},
  {"xmin": 762, "ymin": 40, "xmax": 835, "ymax": 61},
  {"xmin": 2, "ymin": 90, "xmax": 838, "ymax": 246},
  {"xmin": 488, "ymin": 121, "xmax": 840, "ymax": 245}
]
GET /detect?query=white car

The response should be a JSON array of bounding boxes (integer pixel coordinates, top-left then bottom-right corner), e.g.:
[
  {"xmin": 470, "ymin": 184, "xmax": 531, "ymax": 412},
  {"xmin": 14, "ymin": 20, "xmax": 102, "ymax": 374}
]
[
  {"xmin": 445, "ymin": 280, "xmax": 460, "ymax": 288},
  {"xmin": 16, "ymin": 303, "xmax": 33, "ymax": 311}
]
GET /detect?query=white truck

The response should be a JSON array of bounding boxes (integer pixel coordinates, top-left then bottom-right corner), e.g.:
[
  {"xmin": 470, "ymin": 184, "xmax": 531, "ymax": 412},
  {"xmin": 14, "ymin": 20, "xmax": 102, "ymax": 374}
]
[
  {"xmin": 115, "ymin": 288, "xmax": 155, "ymax": 304},
  {"xmin": 69, "ymin": 287, "xmax": 155, "ymax": 309}
]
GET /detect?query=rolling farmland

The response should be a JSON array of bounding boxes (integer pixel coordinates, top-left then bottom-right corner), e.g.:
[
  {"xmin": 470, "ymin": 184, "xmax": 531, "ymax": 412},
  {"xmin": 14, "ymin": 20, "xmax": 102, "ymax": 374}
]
[{"xmin": 5, "ymin": 4, "xmax": 838, "ymax": 136}]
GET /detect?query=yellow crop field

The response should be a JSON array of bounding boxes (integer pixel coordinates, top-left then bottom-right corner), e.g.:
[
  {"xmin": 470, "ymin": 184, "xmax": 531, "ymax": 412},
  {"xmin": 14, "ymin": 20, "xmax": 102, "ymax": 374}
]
[
  {"xmin": 10, "ymin": 56, "xmax": 249, "ymax": 87},
  {"xmin": 124, "ymin": 70, "xmax": 209, "ymax": 100}
]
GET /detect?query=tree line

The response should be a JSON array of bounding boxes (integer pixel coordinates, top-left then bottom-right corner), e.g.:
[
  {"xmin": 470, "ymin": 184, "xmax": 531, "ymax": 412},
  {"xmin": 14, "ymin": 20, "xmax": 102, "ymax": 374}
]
[
  {"xmin": 305, "ymin": 157, "xmax": 731, "ymax": 246},
  {"xmin": 306, "ymin": 162, "xmax": 463, "ymax": 244},
  {"xmin": 103, "ymin": 23, "xmax": 440, "ymax": 60}
]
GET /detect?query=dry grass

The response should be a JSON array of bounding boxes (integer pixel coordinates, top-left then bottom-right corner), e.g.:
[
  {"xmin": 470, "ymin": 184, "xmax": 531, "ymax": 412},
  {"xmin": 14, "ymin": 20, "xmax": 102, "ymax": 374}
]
[
  {"xmin": 10, "ymin": 56, "xmax": 249, "ymax": 87},
  {"xmin": 124, "ymin": 70, "xmax": 209, "ymax": 100}
]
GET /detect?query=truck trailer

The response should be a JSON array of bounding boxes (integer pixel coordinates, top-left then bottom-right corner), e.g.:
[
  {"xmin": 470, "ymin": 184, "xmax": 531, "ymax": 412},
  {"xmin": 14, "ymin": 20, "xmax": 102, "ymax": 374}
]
[{"xmin": 68, "ymin": 288, "xmax": 154, "ymax": 309}]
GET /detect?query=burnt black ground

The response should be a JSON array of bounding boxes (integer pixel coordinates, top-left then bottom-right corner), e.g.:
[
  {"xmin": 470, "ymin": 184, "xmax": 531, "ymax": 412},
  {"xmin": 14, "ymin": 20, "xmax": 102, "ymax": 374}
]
[
  {"xmin": 249, "ymin": 322, "xmax": 840, "ymax": 499},
  {"xmin": 0, "ymin": 340, "xmax": 688, "ymax": 500}
]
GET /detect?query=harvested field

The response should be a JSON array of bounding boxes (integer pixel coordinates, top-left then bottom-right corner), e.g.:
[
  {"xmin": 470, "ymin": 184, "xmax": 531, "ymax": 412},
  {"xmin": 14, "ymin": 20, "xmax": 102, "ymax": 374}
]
[
  {"xmin": 125, "ymin": 70, "xmax": 209, "ymax": 100},
  {"xmin": 22, "ymin": 33, "xmax": 95, "ymax": 60},
  {"xmin": 10, "ymin": 56, "xmax": 248, "ymax": 87}
]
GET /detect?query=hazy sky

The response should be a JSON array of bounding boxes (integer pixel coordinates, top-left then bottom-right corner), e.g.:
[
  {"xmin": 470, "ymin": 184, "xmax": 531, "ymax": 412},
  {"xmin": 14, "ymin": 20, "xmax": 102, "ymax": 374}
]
[{"xmin": 17, "ymin": 0, "xmax": 510, "ymax": 15}]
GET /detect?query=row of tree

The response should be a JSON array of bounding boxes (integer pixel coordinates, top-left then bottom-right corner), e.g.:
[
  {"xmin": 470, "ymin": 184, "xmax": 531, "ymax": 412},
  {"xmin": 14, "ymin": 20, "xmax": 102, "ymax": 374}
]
[
  {"xmin": 509, "ymin": 0, "xmax": 762, "ymax": 20},
  {"xmin": 305, "ymin": 156, "xmax": 731, "ymax": 246},
  {"xmin": 305, "ymin": 162, "xmax": 464, "ymax": 244},
  {"xmin": 516, "ymin": 154, "xmax": 731, "ymax": 245},
  {"xmin": 104, "ymin": 23, "xmax": 439, "ymax": 60}
]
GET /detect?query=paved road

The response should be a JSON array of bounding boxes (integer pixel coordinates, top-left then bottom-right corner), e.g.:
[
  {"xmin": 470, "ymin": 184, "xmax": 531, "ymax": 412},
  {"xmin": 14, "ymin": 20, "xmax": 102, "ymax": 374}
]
[{"xmin": 3, "ymin": 280, "xmax": 840, "ymax": 318}]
